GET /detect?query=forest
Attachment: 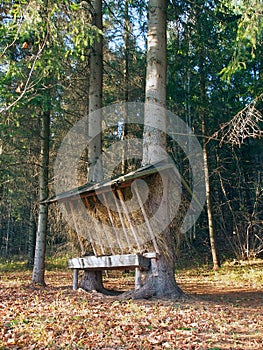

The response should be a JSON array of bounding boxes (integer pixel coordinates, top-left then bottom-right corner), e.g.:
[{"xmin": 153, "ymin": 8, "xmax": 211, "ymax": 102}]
[
  {"xmin": 0, "ymin": 0, "xmax": 263, "ymax": 348},
  {"xmin": 1, "ymin": 0, "xmax": 262, "ymax": 268}
]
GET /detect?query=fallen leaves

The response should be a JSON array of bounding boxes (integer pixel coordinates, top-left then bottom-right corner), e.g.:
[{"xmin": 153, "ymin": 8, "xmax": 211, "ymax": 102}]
[{"xmin": 0, "ymin": 269, "xmax": 263, "ymax": 349}]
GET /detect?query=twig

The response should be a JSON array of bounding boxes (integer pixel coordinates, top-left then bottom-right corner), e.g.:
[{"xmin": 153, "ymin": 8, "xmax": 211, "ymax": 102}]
[
  {"xmin": 3, "ymin": 34, "xmax": 49, "ymax": 112},
  {"xmin": 211, "ymin": 93, "xmax": 263, "ymax": 147}
]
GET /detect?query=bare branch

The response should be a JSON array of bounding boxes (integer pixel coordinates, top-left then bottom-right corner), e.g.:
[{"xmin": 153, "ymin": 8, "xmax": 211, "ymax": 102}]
[{"xmin": 212, "ymin": 93, "xmax": 263, "ymax": 147}]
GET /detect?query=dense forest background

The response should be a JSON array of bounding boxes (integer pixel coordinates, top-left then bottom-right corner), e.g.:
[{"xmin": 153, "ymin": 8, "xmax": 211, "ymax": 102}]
[{"xmin": 0, "ymin": 0, "xmax": 262, "ymax": 265}]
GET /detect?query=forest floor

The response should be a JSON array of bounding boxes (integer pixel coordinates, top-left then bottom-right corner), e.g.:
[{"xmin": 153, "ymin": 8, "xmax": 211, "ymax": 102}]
[{"xmin": 0, "ymin": 257, "xmax": 262, "ymax": 350}]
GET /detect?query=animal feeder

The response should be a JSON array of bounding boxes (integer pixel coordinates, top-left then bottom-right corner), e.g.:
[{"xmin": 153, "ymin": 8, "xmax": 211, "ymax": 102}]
[{"xmin": 47, "ymin": 161, "xmax": 181, "ymax": 289}]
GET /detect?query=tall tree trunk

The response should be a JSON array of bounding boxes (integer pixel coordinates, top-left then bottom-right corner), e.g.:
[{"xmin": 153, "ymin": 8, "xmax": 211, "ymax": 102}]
[
  {"xmin": 27, "ymin": 194, "xmax": 37, "ymax": 267},
  {"xmin": 5, "ymin": 201, "xmax": 11, "ymax": 256},
  {"xmin": 129, "ymin": 0, "xmax": 183, "ymax": 299},
  {"xmin": 198, "ymin": 25, "xmax": 220, "ymax": 270},
  {"xmin": 202, "ymin": 138, "xmax": 220, "ymax": 270},
  {"xmin": 121, "ymin": 0, "xmax": 130, "ymax": 174},
  {"xmin": 87, "ymin": 0, "xmax": 103, "ymax": 184},
  {"xmin": 81, "ymin": 0, "xmax": 105, "ymax": 293},
  {"xmin": 32, "ymin": 106, "xmax": 50, "ymax": 285},
  {"xmin": 143, "ymin": 0, "xmax": 167, "ymax": 165}
]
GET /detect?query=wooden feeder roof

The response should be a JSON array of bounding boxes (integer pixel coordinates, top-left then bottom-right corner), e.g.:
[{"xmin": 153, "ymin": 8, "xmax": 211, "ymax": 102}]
[{"xmin": 46, "ymin": 161, "xmax": 175, "ymax": 204}]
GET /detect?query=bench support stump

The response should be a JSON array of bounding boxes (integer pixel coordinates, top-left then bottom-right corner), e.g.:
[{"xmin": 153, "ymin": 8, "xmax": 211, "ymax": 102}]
[
  {"xmin": 73, "ymin": 269, "xmax": 78, "ymax": 290},
  {"xmin": 135, "ymin": 268, "xmax": 141, "ymax": 290}
]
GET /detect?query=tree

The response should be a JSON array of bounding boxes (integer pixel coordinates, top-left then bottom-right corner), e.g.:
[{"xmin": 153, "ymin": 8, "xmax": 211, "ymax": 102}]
[
  {"xmin": 129, "ymin": 0, "xmax": 184, "ymax": 299},
  {"xmin": 80, "ymin": 0, "xmax": 107, "ymax": 293},
  {"xmin": 196, "ymin": 5, "xmax": 220, "ymax": 270},
  {"xmin": 220, "ymin": 0, "xmax": 263, "ymax": 79},
  {"xmin": 0, "ymin": 0, "xmax": 102, "ymax": 277},
  {"xmin": 1, "ymin": 0, "xmax": 262, "ymax": 272},
  {"xmin": 166, "ymin": 0, "xmax": 262, "ymax": 263},
  {"xmin": 32, "ymin": 98, "xmax": 51, "ymax": 285},
  {"xmin": 31, "ymin": 0, "xmax": 52, "ymax": 285},
  {"xmin": 102, "ymin": 0, "xmax": 147, "ymax": 174}
]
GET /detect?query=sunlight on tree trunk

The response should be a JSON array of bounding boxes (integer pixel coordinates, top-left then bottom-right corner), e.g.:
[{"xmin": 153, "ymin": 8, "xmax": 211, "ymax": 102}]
[
  {"xmin": 202, "ymin": 139, "xmax": 220, "ymax": 270},
  {"xmin": 27, "ymin": 194, "xmax": 37, "ymax": 267},
  {"xmin": 32, "ymin": 107, "xmax": 50, "ymax": 285},
  {"xmin": 87, "ymin": 0, "xmax": 103, "ymax": 184}
]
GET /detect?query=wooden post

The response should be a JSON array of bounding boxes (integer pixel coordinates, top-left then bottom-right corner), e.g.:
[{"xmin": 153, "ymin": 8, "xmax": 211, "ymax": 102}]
[
  {"xmin": 101, "ymin": 192, "xmax": 120, "ymax": 255},
  {"xmin": 135, "ymin": 267, "xmax": 141, "ymax": 290},
  {"xmin": 116, "ymin": 188, "xmax": 141, "ymax": 250},
  {"xmin": 112, "ymin": 191, "xmax": 131, "ymax": 249},
  {"xmin": 133, "ymin": 182, "xmax": 160, "ymax": 254},
  {"xmin": 73, "ymin": 269, "xmax": 79, "ymax": 290},
  {"xmin": 102, "ymin": 193, "xmax": 123, "ymax": 254},
  {"xmin": 66, "ymin": 201, "xmax": 86, "ymax": 254},
  {"xmin": 84, "ymin": 197, "xmax": 105, "ymax": 256}
]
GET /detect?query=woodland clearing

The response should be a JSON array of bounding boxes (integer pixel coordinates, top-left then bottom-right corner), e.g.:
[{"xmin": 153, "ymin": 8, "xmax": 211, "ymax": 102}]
[{"xmin": 0, "ymin": 258, "xmax": 262, "ymax": 350}]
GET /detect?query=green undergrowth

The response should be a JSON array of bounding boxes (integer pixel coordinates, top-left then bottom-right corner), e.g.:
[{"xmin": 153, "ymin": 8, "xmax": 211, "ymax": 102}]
[
  {"xmin": 176, "ymin": 256, "xmax": 263, "ymax": 289},
  {"xmin": 0, "ymin": 256, "xmax": 68, "ymax": 273},
  {"xmin": 0, "ymin": 258, "xmax": 29, "ymax": 272},
  {"xmin": 1, "ymin": 255, "xmax": 262, "ymax": 289}
]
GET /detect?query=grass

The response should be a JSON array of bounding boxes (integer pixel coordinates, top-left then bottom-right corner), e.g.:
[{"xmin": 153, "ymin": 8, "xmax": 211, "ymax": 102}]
[
  {"xmin": 176, "ymin": 257, "xmax": 263, "ymax": 289},
  {"xmin": 0, "ymin": 258, "xmax": 29, "ymax": 272},
  {"xmin": 213, "ymin": 260, "xmax": 263, "ymax": 288}
]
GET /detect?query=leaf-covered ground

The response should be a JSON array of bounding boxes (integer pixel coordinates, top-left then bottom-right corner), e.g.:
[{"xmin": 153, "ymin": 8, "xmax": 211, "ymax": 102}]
[{"xmin": 0, "ymin": 260, "xmax": 263, "ymax": 349}]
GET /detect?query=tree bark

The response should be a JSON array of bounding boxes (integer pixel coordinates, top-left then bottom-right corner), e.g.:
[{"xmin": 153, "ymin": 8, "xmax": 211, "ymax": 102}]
[
  {"xmin": 5, "ymin": 201, "xmax": 11, "ymax": 256},
  {"xmin": 32, "ymin": 107, "xmax": 50, "ymax": 285},
  {"xmin": 79, "ymin": 270, "xmax": 120, "ymax": 295},
  {"xmin": 127, "ymin": 255, "xmax": 183, "ymax": 299}
]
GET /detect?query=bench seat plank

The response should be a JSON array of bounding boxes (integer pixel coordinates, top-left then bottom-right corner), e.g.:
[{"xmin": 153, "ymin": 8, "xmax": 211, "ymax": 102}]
[{"xmin": 68, "ymin": 254, "xmax": 151, "ymax": 271}]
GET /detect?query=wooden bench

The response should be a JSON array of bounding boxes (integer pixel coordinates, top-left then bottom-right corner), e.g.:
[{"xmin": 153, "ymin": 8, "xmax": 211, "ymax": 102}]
[{"xmin": 68, "ymin": 252, "xmax": 158, "ymax": 290}]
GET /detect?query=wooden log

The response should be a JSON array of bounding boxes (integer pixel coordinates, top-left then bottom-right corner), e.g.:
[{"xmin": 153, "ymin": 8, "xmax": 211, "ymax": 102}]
[{"xmin": 143, "ymin": 252, "xmax": 157, "ymax": 259}]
